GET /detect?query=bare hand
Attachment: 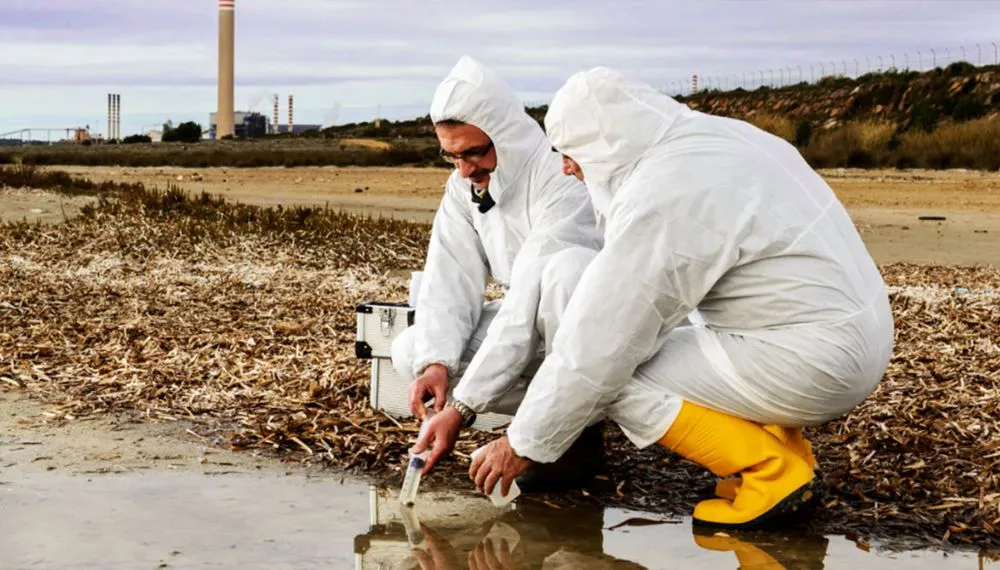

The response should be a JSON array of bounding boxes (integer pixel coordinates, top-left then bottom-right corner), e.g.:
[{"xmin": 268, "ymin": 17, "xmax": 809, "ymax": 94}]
[
  {"xmin": 411, "ymin": 523, "xmax": 461, "ymax": 570},
  {"xmin": 469, "ymin": 436, "xmax": 533, "ymax": 497},
  {"xmin": 469, "ymin": 537, "xmax": 517, "ymax": 570},
  {"xmin": 412, "ymin": 407, "xmax": 463, "ymax": 474},
  {"xmin": 410, "ymin": 364, "xmax": 449, "ymax": 419}
]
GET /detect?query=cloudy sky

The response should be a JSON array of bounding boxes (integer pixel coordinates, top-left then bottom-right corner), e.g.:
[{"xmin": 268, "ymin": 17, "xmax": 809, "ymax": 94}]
[{"xmin": 2, "ymin": 0, "xmax": 998, "ymax": 138}]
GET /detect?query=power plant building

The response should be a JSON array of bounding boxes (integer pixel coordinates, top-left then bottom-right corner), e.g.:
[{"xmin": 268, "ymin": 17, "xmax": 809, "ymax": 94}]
[
  {"xmin": 208, "ymin": 111, "xmax": 267, "ymax": 139},
  {"xmin": 207, "ymin": 111, "xmax": 321, "ymax": 139}
]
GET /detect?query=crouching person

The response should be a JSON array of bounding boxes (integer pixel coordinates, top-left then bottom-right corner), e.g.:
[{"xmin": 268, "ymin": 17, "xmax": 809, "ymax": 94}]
[
  {"xmin": 470, "ymin": 67, "xmax": 895, "ymax": 530},
  {"xmin": 390, "ymin": 55, "xmax": 605, "ymax": 491}
]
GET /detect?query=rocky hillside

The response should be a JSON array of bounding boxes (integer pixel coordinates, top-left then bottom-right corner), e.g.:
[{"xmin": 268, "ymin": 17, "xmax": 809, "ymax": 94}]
[{"xmin": 677, "ymin": 62, "xmax": 1000, "ymax": 134}]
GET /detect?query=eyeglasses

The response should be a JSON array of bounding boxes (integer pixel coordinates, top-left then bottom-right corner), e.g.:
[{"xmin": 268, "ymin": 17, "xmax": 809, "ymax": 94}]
[{"xmin": 439, "ymin": 141, "xmax": 494, "ymax": 166}]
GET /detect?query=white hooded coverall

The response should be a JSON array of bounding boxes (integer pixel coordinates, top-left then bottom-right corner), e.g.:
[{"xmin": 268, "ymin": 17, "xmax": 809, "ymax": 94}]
[
  {"xmin": 505, "ymin": 67, "xmax": 895, "ymax": 464},
  {"xmin": 391, "ymin": 56, "xmax": 604, "ymax": 415}
]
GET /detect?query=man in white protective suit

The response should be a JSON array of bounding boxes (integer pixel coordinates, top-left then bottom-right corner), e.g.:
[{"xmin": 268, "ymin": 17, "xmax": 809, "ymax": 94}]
[
  {"xmin": 390, "ymin": 56, "xmax": 606, "ymax": 491},
  {"xmin": 469, "ymin": 66, "xmax": 895, "ymax": 530}
]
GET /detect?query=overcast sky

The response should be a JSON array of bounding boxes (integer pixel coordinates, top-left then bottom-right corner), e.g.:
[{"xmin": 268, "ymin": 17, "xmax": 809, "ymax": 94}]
[{"xmin": 2, "ymin": 0, "xmax": 998, "ymax": 138}]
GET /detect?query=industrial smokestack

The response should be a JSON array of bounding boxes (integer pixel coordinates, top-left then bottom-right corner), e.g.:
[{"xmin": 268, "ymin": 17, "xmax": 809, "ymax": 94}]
[
  {"xmin": 216, "ymin": 0, "xmax": 236, "ymax": 139},
  {"xmin": 115, "ymin": 94, "xmax": 121, "ymax": 140},
  {"xmin": 273, "ymin": 94, "xmax": 279, "ymax": 134},
  {"xmin": 288, "ymin": 95, "xmax": 294, "ymax": 134},
  {"xmin": 107, "ymin": 94, "xmax": 113, "ymax": 141}
]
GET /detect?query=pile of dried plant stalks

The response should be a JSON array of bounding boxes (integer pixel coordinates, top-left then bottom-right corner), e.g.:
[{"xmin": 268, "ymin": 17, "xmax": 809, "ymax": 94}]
[{"xmin": 1, "ymin": 178, "xmax": 997, "ymax": 550}]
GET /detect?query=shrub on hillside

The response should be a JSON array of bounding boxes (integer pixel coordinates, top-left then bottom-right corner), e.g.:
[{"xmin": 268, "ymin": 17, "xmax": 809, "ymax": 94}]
[
  {"xmin": 909, "ymin": 101, "xmax": 939, "ymax": 133},
  {"xmin": 952, "ymin": 97, "xmax": 987, "ymax": 121},
  {"xmin": 795, "ymin": 121, "xmax": 813, "ymax": 147}
]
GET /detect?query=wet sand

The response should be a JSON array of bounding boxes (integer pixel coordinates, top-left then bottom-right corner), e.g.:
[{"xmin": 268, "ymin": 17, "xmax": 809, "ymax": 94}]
[{"xmin": 1, "ymin": 395, "xmax": 993, "ymax": 569}]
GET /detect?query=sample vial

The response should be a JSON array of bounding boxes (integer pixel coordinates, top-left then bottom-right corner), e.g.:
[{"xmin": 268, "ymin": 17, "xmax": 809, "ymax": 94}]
[
  {"xmin": 470, "ymin": 446, "xmax": 521, "ymax": 507},
  {"xmin": 399, "ymin": 504, "xmax": 427, "ymax": 549},
  {"xmin": 398, "ymin": 411, "xmax": 435, "ymax": 506}
]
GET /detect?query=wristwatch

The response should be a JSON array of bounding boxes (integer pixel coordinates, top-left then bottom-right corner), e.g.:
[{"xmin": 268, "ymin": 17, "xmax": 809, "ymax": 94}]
[{"xmin": 448, "ymin": 399, "xmax": 477, "ymax": 428}]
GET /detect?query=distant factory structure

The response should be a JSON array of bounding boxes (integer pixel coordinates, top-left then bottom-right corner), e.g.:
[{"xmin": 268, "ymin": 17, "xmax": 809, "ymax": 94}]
[
  {"xmin": 213, "ymin": 1, "xmax": 320, "ymax": 140},
  {"xmin": 207, "ymin": 95, "xmax": 322, "ymax": 140}
]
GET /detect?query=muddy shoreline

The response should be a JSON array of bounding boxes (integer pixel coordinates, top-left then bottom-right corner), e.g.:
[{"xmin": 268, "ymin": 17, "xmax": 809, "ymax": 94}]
[{"xmin": 4, "ymin": 389, "xmax": 997, "ymax": 559}]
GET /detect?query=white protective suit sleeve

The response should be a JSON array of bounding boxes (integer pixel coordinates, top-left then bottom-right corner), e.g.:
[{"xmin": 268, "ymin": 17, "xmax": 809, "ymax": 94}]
[
  {"xmin": 409, "ymin": 177, "xmax": 490, "ymax": 378},
  {"xmin": 506, "ymin": 193, "xmax": 735, "ymax": 463},
  {"xmin": 449, "ymin": 233, "xmax": 544, "ymax": 412},
  {"xmin": 451, "ymin": 157, "xmax": 603, "ymax": 412}
]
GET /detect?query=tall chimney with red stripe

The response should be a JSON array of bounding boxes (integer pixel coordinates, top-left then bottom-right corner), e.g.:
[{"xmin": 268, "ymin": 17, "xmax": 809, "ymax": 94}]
[{"xmin": 217, "ymin": 0, "xmax": 236, "ymax": 139}]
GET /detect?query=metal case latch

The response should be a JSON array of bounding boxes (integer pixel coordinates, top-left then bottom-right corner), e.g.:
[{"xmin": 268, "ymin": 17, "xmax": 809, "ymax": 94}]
[{"xmin": 379, "ymin": 308, "xmax": 397, "ymax": 336}]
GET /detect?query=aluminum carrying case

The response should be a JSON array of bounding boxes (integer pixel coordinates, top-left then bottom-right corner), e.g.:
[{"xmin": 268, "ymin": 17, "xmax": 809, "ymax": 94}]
[{"xmin": 355, "ymin": 301, "xmax": 513, "ymax": 432}]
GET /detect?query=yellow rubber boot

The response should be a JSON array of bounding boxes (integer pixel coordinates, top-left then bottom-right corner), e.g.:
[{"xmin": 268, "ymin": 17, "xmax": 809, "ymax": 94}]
[
  {"xmin": 657, "ymin": 402, "xmax": 818, "ymax": 530},
  {"xmin": 692, "ymin": 533, "xmax": 784, "ymax": 570},
  {"xmin": 715, "ymin": 425, "xmax": 817, "ymax": 500}
]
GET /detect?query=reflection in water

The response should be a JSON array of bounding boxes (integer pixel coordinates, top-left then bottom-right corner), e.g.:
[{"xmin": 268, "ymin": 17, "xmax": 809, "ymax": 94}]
[
  {"xmin": 354, "ymin": 486, "xmax": 833, "ymax": 569},
  {"xmin": 1, "ymin": 469, "xmax": 990, "ymax": 568},
  {"xmin": 692, "ymin": 527, "xmax": 830, "ymax": 570}
]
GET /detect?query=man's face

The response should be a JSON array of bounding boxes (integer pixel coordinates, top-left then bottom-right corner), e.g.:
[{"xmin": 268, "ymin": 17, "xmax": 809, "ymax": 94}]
[
  {"xmin": 436, "ymin": 123, "xmax": 497, "ymax": 190},
  {"xmin": 561, "ymin": 155, "xmax": 584, "ymax": 181}
]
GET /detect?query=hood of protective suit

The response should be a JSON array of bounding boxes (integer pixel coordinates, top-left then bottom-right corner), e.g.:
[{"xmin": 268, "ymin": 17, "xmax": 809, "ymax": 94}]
[
  {"xmin": 431, "ymin": 56, "xmax": 550, "ymax": 204},
  {"xmin": 544, "ymin": 66, "xmax": 693, "ymax": 216}
]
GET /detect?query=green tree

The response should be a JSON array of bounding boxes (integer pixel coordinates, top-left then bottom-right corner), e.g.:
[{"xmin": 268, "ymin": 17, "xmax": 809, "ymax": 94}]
[{"xmin": 163, "ymin": 121, "xmax": 203, "ymax": 143}]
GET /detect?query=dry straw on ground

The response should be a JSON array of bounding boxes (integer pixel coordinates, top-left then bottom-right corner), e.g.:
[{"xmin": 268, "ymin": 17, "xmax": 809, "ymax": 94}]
[{"xmin": 1, "ymin": 175, "xmax": 997, "ymax": 551}]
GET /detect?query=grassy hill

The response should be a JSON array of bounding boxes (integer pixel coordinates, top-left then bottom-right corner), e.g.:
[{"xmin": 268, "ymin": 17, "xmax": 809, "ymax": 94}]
[{"xmin": 676, "ymin": 61, "xmax": 1000, "ymax": 169}]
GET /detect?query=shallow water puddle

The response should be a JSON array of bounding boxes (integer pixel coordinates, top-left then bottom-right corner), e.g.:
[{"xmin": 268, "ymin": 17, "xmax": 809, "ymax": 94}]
[{"xmin": 0, "ymin": 470, "xmax": 991, "ymax": 569}]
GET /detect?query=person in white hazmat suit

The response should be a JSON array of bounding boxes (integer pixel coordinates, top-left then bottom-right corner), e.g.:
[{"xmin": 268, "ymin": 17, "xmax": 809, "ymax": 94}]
[
  {"xmin": 469, "ymin": 66, "xmax": 895, "ymax": 530},
  {"xmin": 390, "ymin": 56, "xmax": 606, "ymax": 490}
]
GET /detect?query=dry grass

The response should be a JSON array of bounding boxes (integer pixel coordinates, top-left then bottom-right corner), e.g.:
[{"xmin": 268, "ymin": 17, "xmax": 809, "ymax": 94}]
[
  {"xmin": 855, "ymin": 120, "xmax": 897, "ymax": 150},
  {"xmin": 341, "ymin": 138, "xmax": 393, "ymax": 151},
  {"xmin": 1, "ymin": 170, "xmax": 998, "ymax": 549},
  {"xmin": 747, "ymin": 113, "xmax": 796, "ymax": 143},
  {"xmin": 802, "ymin": 120, "xmax": 898, "ymax": 168},
  {"xmin": 893, "ymin": 116, "xmax": 1000, "ymax": 170}
]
